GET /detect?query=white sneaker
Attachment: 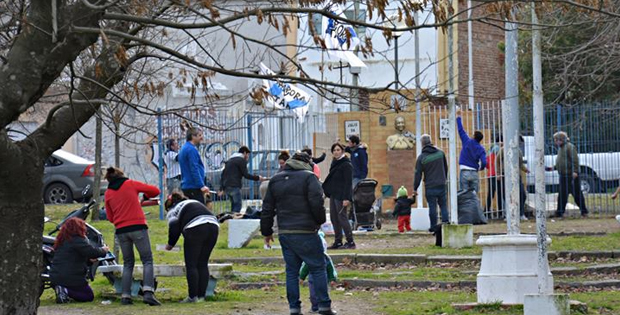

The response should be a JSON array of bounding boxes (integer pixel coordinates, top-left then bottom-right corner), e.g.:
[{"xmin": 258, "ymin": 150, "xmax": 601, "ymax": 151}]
[
  {"xmin": 520, "ymin": 215, "xmax": 528, "ymax": 221},
  {"xmin": 615, "ymin": 215, "xmax": 620, "ymax": 224}
]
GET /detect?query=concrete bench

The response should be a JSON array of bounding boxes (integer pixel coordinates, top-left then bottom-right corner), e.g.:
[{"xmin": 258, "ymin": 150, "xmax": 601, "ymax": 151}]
[
  {"xmin": 98, "ymin": 263, "xmax": 233, "ymax": 297},
  {"xmin": 228, "ymin": 219, "xmax": 260, "ymax": 248}
]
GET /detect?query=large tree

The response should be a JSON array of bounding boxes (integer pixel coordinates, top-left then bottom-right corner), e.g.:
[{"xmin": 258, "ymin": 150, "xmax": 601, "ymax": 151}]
[
  {"xmin": 1, "ymin": 0, "xmax": 615, "ymax": 313},
  {"xmin": 0, "ymin": 1, "xmax": 449, "ymax": 313}
]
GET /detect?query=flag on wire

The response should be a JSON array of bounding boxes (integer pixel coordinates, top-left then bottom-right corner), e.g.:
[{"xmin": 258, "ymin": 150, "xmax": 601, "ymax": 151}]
[
  {"xmin": 322, "ymin": 3, "xmax": 366, "ymax": 68},
  {"xmin": 259, "ymin": 63, "xmax": 312, "ymax": 123}
]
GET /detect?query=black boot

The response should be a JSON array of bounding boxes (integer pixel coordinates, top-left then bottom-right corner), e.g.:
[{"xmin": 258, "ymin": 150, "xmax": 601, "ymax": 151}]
[
  {"xmin": 143, "ymin": 291, "xmax": 161, "ymax": 306},
  {"xmin": 120, "ymin": 297, "xmax": 133, "ymax": 305},
  {"xmin": 54, "ymin": 286, "xmax": 70, "ymax": 304}
]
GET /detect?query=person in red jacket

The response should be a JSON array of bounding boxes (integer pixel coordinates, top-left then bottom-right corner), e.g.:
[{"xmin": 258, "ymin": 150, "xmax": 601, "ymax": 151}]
[{"xmin": 104, "ymin": 167, "xmax": 161, "ymax": 306}]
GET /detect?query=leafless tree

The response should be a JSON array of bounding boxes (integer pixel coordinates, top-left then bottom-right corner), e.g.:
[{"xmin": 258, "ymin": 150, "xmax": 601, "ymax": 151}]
[{"xmin": 1, "ymin": 0, "xmax": 617, "ymax": 313}]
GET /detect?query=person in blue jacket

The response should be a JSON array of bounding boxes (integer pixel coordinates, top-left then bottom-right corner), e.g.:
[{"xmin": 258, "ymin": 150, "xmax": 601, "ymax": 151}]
[
  {"xmin": 345, "ymin": 135, "xmax": 368, "ymax": 189},
  {"xmin": 178, "ymin": 127, "xmax": 208, "ymax": 204},
  {"xmin": 456, "ymin": 109, "xmax": 487, "ymax": 192}
]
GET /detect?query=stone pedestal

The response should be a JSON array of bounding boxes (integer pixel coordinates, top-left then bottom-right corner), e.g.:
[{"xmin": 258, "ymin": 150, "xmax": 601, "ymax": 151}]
[
  {"xmin": 477, "ymin": 234, "xmax": 553, "ymax": 304},
  {"xmin": 228, "ymin": 219, "xmax": 261, "ymax": 248},
  {"xmin": 387, "ymin": 150, "xmax": 416, "ymax": 195},
  {"xmin": 386, "ymin": 150, "xmax": 416, "ymax": 212},
  {"xmin": 410, "ymin": 207, "xmax": 430, "ymax": 231},
  {"xmin": 524, "ymin": 294, "xmax": 570, "ymax": 315},
  {"xmin": 442, "ymin": 224, "xmax": 473, "ymax": 248}
]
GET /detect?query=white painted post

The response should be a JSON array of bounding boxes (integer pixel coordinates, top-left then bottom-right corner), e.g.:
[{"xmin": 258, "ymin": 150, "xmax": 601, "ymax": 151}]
[
  {"xmin": 467, "ymin": 0, "xmax": 474, "ymax": 111},
  {"xmin": 447, "ymin": 0, "xmax": 458, "ymax": 224},
  {"xmin": 504, "ymin": 13, "xmax": 520, "ymax": 235},
  {"xmin": 532, "ymin": 2, "xmax": 551, "ymax": 294},
  {"xmin": 415, "ymin": 10, "xmax": 423, "ymax": 206}
]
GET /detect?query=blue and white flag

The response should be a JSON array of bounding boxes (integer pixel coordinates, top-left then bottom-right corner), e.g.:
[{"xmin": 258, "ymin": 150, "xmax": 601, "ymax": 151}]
[
  {"xmin": 322, "ymin": 3, "xmax": 366, "ymax": 68},
  {"xmin": 259, "ymin": 63, "xmax": 312, "ymax": 123}
]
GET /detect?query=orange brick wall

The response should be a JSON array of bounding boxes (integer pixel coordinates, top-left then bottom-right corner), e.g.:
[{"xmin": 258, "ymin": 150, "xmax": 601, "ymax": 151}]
[{"xmin": 318, "ymin": 93, "xmax": 496, "ymax": 212}]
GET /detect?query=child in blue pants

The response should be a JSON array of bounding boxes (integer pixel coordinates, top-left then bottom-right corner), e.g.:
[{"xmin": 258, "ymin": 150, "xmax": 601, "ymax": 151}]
[{"xmin": 299, "ymin": 231, "xmax": 338, "ymax": 313}]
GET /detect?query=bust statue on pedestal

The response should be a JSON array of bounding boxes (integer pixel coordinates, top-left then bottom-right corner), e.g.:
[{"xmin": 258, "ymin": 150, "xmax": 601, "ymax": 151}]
[{"xmin": 386, "ymin": 116, "xmax": 415, "ymax": 150}]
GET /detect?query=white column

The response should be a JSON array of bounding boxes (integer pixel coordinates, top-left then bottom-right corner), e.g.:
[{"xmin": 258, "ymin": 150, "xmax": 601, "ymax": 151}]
[{"xmin": 504, "ymin": 13, "xmax": 520, "ymax": 235}]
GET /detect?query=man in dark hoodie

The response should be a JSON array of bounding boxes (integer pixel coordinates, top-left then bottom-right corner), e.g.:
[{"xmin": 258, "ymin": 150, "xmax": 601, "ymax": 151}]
[
  {"xmin": 261, "ymin": 152, "xmax": 337, "ymax": 315},
  {"xmin": 413, "ymin": 134, "xmax": 449, "ymax": 230},
  {"xmin": 218, "ymin": 146, "xmax": 264, "ymax": 213},
  {"xmin": 345, "ymin": 135, "xmax": 368, "ymax": 189}
]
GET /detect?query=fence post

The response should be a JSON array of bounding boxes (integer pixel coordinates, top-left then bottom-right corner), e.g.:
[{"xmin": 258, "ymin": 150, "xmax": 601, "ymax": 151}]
[
  {"xmin": 247, "ymin": 114, "xmax": 254, "ymax": 200},
  {"xmin": 157, "ymin": 108, "xmax": 164, "ymax": 220},
  {"xmin": 556, "ymin": 104, "xmax": 562, "ymax": 132}
]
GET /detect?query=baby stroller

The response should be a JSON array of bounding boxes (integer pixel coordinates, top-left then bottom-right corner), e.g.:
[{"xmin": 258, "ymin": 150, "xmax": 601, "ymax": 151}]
[{"xmin": 351, "ymin": 178, "xmax": 382, "ymax": 230}]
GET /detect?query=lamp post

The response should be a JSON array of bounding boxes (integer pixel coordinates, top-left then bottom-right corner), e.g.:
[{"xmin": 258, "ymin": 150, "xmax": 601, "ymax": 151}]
[{"xmin": 384, "ymin": 15, "xmax": 406, "ymax": 90}]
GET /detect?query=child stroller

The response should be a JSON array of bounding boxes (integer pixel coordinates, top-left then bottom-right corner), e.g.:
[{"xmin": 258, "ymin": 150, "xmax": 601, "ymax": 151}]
[{"xmin": 351, "ymin": 178, "xmax": 382, "ymax": 230}]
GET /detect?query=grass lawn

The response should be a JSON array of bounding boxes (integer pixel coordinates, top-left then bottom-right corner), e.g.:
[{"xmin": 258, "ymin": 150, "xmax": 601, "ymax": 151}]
[
  {"xmin": 39, "ymin": 283, "xmax": 620, "ymax": 315},
  {"xmin": 39, "ymin": 204, "xmax": 620, "ymax": 314},
  {"xmin": 44, "ymin": 204, "xmax": 620, "ymax": 263}
]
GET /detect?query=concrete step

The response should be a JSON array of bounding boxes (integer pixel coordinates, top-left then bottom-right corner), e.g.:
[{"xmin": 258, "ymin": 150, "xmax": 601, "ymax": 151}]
[
  {"xmin": 213, "ymin": 250, "xmax": 619, "ymax": 265},
  {"xmin": 97, "ymin": 263, "xmax": 233, "ymax": 278}
]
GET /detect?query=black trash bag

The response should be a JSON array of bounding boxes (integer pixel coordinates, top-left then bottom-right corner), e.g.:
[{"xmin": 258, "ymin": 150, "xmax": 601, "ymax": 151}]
[{"xmin": 457, "ymin": 189, "xmax": 488, "ymax": 225}]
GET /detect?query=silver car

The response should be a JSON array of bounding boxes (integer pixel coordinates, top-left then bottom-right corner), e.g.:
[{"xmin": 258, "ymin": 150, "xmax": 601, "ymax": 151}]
[{"xmin": 43, "ymin": 150, "xmax": 107, "ymax": 204}]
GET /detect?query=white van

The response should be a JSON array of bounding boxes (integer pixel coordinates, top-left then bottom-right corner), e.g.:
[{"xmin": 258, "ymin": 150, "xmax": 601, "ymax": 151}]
[{"xmin": 522, "ymin": 136, "xmax": 620, "ymax": 193}]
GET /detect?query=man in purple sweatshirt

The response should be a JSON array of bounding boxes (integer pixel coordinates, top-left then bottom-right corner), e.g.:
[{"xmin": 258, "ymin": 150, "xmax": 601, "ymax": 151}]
[{"xmin": 456, "ymin": 110, "xmax": 487, "ymax": 192}]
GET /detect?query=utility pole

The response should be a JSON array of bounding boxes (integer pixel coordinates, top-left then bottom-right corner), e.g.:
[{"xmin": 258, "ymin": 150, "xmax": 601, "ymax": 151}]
[
  {"xmin": 350, "ymin": 0, "xmax": 361, "ymax": 111},
  {"xmin": 532, "ymin": 2, "xmax": 551, "ymax": 294},
  {"xmin": 504, "ymin": 10, "xmax": 520, "ymax": 235},
  {"xmin": 447, "ymin": 0, "xmax": 458, "ymax": 224}
]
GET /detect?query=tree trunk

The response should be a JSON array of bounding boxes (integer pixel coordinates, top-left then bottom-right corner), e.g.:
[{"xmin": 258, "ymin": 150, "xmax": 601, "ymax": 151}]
[
  {"xmin": 92, "ymin": 109, "xmax": 103, "ymax": 221},
  {"xmin": 0, "ymin": 151, "xmax": 45, "ymax": 314}
]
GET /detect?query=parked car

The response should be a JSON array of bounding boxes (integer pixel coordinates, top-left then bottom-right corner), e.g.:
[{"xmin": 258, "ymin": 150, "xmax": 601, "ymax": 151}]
[
  {"xmin": 43, "ymin": 150, "xmax": 107, "ymax": 204},
  {"xmin": 204, "ymin": 150, "xmax": 288, "ymax": 199},
  {"xmin": 523, "ymin": 136, "xmax": 620, "ymax": 193}
]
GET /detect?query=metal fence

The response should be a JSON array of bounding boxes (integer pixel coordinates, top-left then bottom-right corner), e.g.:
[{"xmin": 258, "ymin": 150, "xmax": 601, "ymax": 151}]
[
  {"xmin": 449, "ymin": 101, "xmax": 620, "ymax": 219},
  {"xmin": 159, "ymin": 109, "xmax": 327, "ymax": 214},
  {"xmin": 158, "ymin": 101, "xmax": 620, "ymax": 218}
]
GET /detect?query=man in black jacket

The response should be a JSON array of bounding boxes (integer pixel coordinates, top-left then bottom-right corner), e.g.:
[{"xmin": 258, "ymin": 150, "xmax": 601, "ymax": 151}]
[
  {"xmin": 218, "ymin": 146, "xmax": 264, "ymax": 213},
  {"xmin": 413, "ymin": 134, "xmax": 449, "ymax": 230},
  {"xmin": 261, "ymin": 152, "xmax": 337, "ymax": 315}
]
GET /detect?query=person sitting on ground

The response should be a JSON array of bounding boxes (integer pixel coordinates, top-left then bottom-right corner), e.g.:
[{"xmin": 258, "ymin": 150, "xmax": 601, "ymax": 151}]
[
  {"xmin": 299, "ymin": 230, "xmax": 338, "ymax": 314},
  {"xmin": 50, "ymin": 217, "xmax": 109, "ymax": 304},
  {"xmin": 165, "ymin": 192, "xmax": 220, "ymax": 303},
  {"xmin": 393, "ymin": 186, "xmax": 415, "ymax": 233}
]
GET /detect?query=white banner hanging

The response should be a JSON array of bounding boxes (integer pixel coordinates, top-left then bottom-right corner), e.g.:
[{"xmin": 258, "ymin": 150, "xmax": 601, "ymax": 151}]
[
  {"xmin": 258, "ymin": 63, "xmax": 312, "ymax": 123},
  {"xmin": 322, "ymin": 3, "xmax": 367, "ymax": 68}
]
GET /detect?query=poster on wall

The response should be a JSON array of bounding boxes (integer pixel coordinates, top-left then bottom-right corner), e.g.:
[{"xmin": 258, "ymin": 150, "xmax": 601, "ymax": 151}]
[
  {"xmin": 439, "ymin": 119, "xmax": 450, "ymax": 139},
  {"xmin": 345, "ymin": 120, "xmax": 360, "ymax": 140}
]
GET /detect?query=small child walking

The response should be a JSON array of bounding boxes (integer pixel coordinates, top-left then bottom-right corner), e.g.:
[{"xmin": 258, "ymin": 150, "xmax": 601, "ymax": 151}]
[
  {"xmin": 393, "ymin": 186, "xmax": 415, "ymax": 233},
  {"xmin": 300, "ymin": 231, "xmax": 338, "ymax": 313}
]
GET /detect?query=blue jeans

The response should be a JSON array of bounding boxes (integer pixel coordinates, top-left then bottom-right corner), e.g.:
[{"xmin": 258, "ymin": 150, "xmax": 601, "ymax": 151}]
[
  {"xmin": 460, "ymin": 169, "xmax": 480, "ymax": 192},
  {"xmin": 116, "ymin": 229, "xmax": 155, "ymax": 297},
  {"xmin": 226, "ymin": 187, "xmax": 242, "ymax": 213},
  {"xmin": 279, "ymin": 234, "xmax": 331, "ymax": 313},
  {"xmin": 425, "ymin": 186, "xmax": 449, "ymax": 228}
]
